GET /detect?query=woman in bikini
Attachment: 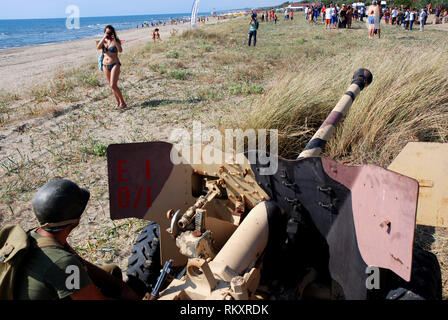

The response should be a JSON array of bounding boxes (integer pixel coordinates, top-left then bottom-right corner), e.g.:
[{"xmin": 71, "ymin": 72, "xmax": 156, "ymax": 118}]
[
  {"xmin": 97, "ymin": 25, "xmax": 127, "ymax": 108},
  {"xmin": 152, "ymin": 28, "xmax": 161, "ymax": 42}
]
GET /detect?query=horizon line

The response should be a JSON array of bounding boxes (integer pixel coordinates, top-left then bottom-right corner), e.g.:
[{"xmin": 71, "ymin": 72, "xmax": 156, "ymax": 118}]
[{"xmin": 0, "ymin": 8, "xmax": 253, "ymax": 21}]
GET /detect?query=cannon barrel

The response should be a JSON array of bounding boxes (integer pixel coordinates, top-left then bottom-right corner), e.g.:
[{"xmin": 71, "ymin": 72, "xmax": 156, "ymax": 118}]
[{"xmin": 298, "ymin": 68, "xmax": 373, "ymax": 159}]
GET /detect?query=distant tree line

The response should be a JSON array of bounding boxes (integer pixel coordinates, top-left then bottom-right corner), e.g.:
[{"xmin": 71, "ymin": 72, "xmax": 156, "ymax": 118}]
[{"xmin": 256, "ymin": 1, "xmax": 293, "ymax": 10}]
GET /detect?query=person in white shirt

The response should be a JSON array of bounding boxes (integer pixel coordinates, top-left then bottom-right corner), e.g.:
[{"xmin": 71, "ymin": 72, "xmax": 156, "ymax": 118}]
[
  {"xmin": 409, "ymin": 9, "xmax": 416, "ymax": 30},
  {"xmin": 391, "ymin": 8, "xmax": 398, "ymax": 25},
  {"xmin": 331, "ymin": 5, "xmax": 337, "ymax": 28},
  {"xmin": 325, "ymin": 5, "xmax": 332, "ymax": 29},
  {"xmin": 305, "ymin": 6, "xmax": 309, "ymax": 20},
  {"xmin": 419, "ymin": 8, "xmax": 427, "ymax": 31},
  {"xmin": 404, "ymin": 9, "xmax": 410, "ymax": 30}
]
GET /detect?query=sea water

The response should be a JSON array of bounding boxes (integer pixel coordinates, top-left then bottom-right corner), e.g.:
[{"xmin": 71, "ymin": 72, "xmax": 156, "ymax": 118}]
[{"xmin": 0, "ymin": 13, "xmax": 210, "ymax": 50}]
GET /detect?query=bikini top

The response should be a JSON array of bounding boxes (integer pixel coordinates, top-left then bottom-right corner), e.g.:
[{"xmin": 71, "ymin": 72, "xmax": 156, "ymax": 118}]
[{"xmin": 103, "ymin": 45, "xmax": 118, "ymax": 53}]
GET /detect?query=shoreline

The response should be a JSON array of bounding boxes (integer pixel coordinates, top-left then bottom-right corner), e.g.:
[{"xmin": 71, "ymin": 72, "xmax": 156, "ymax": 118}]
[{"xmin": 0, "ymin": 17, "xmax": 220, "ymax": 93}]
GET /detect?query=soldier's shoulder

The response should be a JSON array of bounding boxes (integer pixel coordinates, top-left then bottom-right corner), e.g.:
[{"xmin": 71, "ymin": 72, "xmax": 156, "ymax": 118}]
[{"xmin": 28, "ymin": 231, "xmax": 75, "ymax": 264}]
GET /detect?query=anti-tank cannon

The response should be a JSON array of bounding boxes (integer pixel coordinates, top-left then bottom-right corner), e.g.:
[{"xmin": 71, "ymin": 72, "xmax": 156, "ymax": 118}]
[{"xmin": 107, "ymin": 69, "xmax": 444, "ymax": 300}]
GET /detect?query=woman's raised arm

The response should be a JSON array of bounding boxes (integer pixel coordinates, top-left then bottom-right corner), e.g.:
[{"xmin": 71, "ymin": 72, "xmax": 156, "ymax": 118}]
[{"xmin": 97, "ymin": 35, "xmax": 106, "ymax": 50}]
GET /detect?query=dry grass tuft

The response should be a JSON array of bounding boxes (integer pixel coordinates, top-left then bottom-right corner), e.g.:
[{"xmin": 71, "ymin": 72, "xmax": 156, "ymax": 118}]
[{"xmin": 180, "ymin": 28, "xmax": 225, "ymax": 44}]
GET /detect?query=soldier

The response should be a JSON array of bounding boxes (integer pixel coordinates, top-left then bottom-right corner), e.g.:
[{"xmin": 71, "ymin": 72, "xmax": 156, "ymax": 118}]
[{"xmin": 14, "ymin": 178, "xmax": 140, "ymax": 300}]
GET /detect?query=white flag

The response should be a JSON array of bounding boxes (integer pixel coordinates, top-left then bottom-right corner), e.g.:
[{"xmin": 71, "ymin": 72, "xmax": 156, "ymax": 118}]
[{"xmin": 191, "ymin": 0, "xmax": 200, "ymax": 29}]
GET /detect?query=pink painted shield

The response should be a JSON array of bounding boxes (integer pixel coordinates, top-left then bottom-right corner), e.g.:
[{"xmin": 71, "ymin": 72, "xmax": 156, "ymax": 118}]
[{"xmin": 322, "ymin": 159, "xmax": 418, "ymax": 282}]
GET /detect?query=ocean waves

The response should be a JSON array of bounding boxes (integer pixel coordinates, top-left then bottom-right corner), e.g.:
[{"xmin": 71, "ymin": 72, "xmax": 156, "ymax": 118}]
[{"xmin": 0, "ymin": 13, "xmax": 204, "ymax": 50}]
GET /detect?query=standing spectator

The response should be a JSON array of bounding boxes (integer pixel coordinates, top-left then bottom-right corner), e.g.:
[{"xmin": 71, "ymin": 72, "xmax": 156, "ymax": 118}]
[
  {"xmin": 325, "ymin": 4, "xmax": 332, "ymax": 29},
  {"xmin": 375, "ymin": 1, "xmax": 382, "ymax": 38},
  {"xmin": 322, "ymin": 6, "xmax": 326, "ymax": 23},
  {"xmin": 305, "ymin": 6, "xmax": 309, "ymax": 21},
  {"xmin": 248, "ymin": 14, "xmax": 258, "ymax": 47},
  {"xmin": 353, "ymin": 8, "xmax": 358, "ymax": 22},
  {"xmin": 339, "ymin": 5, "xmax": 347, "ymax": 28},
  {"xmin": 409, "ymin": 8, "xmax": 416, "ymax": 30},
  {"xmin": 419, "ymin": 8, "xmax": 427, "ymax": 31},
  {"xmin": 391, "ymin": 7, "xmax": 398, "ymax": 25},
  {"xmin": 368, "ymin": 10, "xmax": 376, "ymax": 39},
  {"xmin": 397, "ymin": 8, "xmax": 404, "ymax": 28},
  {"xmin": 435, "ymin": 6, "xmax": 441, "ymax": 23},
  {"xmin": 314, "ymin": 6, "xmax": 320, "ymax": 23},
  {"xmin": 404, "ymin": 8, "xmax": 410, "ymax": 30},
  {"xmin": 360, "ymin": 5, "xmax": 365, "ymax": 21},
  {"xmin": 331, "ymin": 4, "xmax": 338, "ymax": 29},
  {"xmin": 368, "ymin": 1, "xmax": 382, "ymax": 38},
  {"xmin": 291, "ymin": 10, "xmax": 294, "ymax": 21},
  {"xmin": 347, "ymin": 6, "xmax": 353, "ymax": 28},
  {"xmin": 309, "ymin": 6, "xmax": 315, "ymax": 24},
  {"xmin": 384, "ymin": 8, "xmax": 390, "ymax": 24}
]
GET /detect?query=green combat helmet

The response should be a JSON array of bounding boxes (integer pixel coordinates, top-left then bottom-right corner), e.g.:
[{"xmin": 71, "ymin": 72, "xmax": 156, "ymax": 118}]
[
  {"xmin": 32, "ymin": 179, "xmax": 90, "ymax": 230},
  {"xmin": 1, "ymin": 179, "xmax": 89, "ymax": 299}
]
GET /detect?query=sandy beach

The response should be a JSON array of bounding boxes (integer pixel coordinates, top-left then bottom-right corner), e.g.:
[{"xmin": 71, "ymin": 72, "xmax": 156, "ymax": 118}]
[{"xmin": 0, "ymin": 19, "xmax": 218, "ymax": 93}]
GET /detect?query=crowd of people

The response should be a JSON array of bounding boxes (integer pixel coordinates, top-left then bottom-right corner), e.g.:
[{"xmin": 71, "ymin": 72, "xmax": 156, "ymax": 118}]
[
  {"xmin": 248, "ymin": 2, "xmax": 442, "ymax": 46},
  {"xmin": 138, "ymin": 21, "xmax": 168, "ymax": 28},
  {"xmin": 383, "ymin": 7, "xmax": 430, "ymax": 31},
  {"xmin": 304, "ymin": 4, "xmax": 362, "ymax": 28},
  {"xmin": 137, "ymin": 17, "xmax": 209, "ymax": 29},
  {"xmin": 433, "ymin": 5, "xmax": 448, "ymax": 23},
  {"xmin": 301, "ymin": 2, "xmax": 434, "ymax": 36},
  {"xmin": 260, "ymin": 10, "xmax": 280, "ymax": 24}
]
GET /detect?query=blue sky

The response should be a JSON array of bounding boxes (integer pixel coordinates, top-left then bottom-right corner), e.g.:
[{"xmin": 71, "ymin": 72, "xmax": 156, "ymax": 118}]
[{"xmin": 0, "ymin": 0, "xmax": 283, "ymax": 19}]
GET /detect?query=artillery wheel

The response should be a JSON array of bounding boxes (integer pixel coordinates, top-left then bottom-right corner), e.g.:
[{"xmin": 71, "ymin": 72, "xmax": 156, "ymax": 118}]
[
  {"xmin": 125, "ymin": 221, "xmax": 161, "ymax": 297},
  {"xmin": 385, "ymin": 247, "xmax": 442, "ymax": 300}
]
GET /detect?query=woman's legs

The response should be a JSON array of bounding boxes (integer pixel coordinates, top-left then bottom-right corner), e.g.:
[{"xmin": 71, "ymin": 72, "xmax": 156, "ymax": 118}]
[
  {"xmin": 103, "ymin": 67, "xmax": 120, "ymax": 106},
  {"xmin": 110, "ymin": 65, "xmax": 126, "ymax": 107}
]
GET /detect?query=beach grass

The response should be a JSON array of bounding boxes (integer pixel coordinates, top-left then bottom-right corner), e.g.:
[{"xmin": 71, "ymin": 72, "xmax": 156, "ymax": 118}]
[
  {"xmin": 1, "ymin": 14, "xmax": 447, "ymax": 298},
  {"xmin": 236, "ymin": 24, "xmax": 448, "ymax": 166}
]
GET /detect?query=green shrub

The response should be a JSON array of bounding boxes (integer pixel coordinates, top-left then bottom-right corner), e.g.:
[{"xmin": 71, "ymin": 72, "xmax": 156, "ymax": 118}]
[
  {"xmin": 170, "ymin": 69, "xmax": 189, "ymax": 80},
  {"xmin": 228, "ymin": 83, "xmax": 264, "ymax": 95},
  {"xmin": 80, "ymin": 71, "xmax": 101, "ymax": 87},
  {"xmin": 80, "ymin": 140, "xmax": 108, "ymax": 157},
  {"xmin": 166, "ymin": 50, "xmax": 180, "ymax": 59},
  {"xmin": 150, "ymin": 64, "xmax": 167, "ymax": 75}
]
